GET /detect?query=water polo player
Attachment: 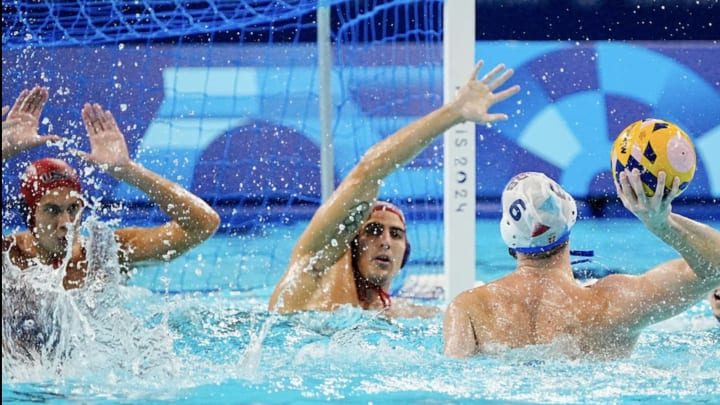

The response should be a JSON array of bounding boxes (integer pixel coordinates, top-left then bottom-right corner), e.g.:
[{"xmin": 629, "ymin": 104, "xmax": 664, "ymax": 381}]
[
  {"xmin": 2, "ymin": 86, "xmax": 220, "ymax": 289},
  {"xmin": 268, "ymin": 61, "xmax": 520, "ymax": 318}
]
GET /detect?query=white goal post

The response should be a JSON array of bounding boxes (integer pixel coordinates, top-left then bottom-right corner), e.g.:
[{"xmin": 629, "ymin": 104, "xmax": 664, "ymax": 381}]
[{"xmin": 443, "ymin": 1, "xmax": 477, "ymax": 302}]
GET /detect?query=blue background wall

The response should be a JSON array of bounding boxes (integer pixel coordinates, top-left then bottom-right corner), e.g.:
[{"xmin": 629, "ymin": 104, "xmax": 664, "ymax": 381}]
[{"xmin": 3, "ymin": 41, "xmax": 719, "ymax": 228}]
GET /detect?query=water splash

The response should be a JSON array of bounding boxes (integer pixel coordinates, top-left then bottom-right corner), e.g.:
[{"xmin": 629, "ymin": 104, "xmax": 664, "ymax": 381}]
[
  {"xmin": 2, "ymin": 216, "xmax": 182, "ymax": 393},
  {"xmin": 237, "ymin": 314, "xmax": 274, "ymax": 382}
]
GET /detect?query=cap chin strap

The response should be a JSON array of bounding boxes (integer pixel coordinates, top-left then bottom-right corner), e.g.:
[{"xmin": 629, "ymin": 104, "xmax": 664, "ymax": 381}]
[
  {"xmin": 358, "ymin": 279, "xmax": 392, "ymax": 309},
  {"xmin": 352, "ymin": 268, "xmax": 392, "ymax": 309},
  {"xmin": 374, "ymin": 285, "xmax": 391, "ymax": 308}
]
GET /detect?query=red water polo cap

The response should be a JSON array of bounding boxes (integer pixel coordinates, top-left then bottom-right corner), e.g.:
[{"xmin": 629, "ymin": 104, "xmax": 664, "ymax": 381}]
[
  {"xmin": 372, "ymin": 201, "xmax": 406, "ymax": 227},
  {"xmin": 20, "ymin": 158, "xmax": 82, "ymax": 210}
]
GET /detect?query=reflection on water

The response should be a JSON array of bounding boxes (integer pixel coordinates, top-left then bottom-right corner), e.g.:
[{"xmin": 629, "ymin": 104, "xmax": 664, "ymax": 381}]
[{"xmin": 2, "ymin": 218, "xmax": 719, "ymax": 403}]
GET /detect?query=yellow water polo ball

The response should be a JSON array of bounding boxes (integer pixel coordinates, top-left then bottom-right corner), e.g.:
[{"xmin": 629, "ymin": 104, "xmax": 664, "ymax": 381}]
[{"xmin": 611, "ymin": 118, "xmax": 696, "ymax": 197}]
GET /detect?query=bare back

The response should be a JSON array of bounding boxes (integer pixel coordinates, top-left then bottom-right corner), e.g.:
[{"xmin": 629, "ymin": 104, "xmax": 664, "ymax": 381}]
[
  {"xmin": 443, "ymin": 255, "xmax": 707, "ymax": 359},
  {"xmin": 450, "ymin": 275, "xmax": 637, "ymax": 359}
]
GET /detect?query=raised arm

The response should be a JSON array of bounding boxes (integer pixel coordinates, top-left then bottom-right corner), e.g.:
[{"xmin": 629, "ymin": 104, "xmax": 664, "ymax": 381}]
[
  {"xmin": 75, "ymin": 103, "xmax": 220, "ymax": 263},
  {"xmin": 2, "ymin": 86, "xmax": 61, "ymax": 160},
  {"xmin": 294, "ymin": 61, "xmax": 521, "ymax": 270},
  {"xmin": 607, "ymin": 169, "xmax": 720, "ymax": 327}
]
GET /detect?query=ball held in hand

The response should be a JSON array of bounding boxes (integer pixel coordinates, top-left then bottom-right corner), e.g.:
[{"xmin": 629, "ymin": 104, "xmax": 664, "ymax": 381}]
[{"xmin": 611, "ymin": 118, "xmax": 696, "ymax": 197}]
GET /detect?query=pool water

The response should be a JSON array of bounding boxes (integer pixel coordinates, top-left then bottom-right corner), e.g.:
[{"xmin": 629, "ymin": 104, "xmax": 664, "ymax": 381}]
[{"xmin": 2, "ymin": 218, "xmax": 719, "ymax": 404}]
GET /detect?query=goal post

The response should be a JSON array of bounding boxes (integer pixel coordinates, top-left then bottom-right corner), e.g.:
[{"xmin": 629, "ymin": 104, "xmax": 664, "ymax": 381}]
[
  {"xmin": 443, "ymin": 1, "xmax": 476, "ymax": 302},
  {"xmin": 317, "ymin": 2, "xmax": 334, "ymax": 202}
]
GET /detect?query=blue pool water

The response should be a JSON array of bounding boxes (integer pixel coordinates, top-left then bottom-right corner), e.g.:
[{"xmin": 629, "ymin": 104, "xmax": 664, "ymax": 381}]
[{"xmin": 2, "ymin": 217, "xmax": 719, "ymax": 404}]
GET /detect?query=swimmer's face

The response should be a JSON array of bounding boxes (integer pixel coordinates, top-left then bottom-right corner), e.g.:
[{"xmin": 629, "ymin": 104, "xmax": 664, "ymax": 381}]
[
  {"xmin": 354, "ymin": 210, "xmax": 407, "ymax": 286},
  {"xmin": 32, "ymin": 187, "xmax": 84, "ymax": 255}
]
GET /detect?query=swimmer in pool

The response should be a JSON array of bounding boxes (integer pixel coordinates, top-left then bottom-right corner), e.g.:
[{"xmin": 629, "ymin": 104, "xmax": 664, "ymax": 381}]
[
  {"xmin": 443, "ymin": 171, "xmax": 720, "ymax": 359},
  {"xmin": 1, "ymin": 86, "xmax": 221, "ymax": 289},
  {"xmin": 268, "ymin": 61, "xmax": 520, "ymax": 318}
]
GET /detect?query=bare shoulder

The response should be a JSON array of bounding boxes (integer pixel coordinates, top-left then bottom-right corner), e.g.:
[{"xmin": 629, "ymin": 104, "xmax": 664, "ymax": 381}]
[
  {"xmin": 587, "ymin": 273, "xmax": 637, "ymax": 290},
  {"xmin": 2, "ymin": 232, "xmax": 30, "ymax": 251},
  {"xmin": 2, "ymin": 232, "xmax": 32, "ymax": 269},
  {"xmin": 443, "ymin": 285, "xmax": 496, "ymax": 358},
  {"xmin": 582, "ymin": 273, "xmax": 645, "ymax": 304},
  {"xmin": 447, "ymin": 285, "xmax": 494, "ymax": 314}
]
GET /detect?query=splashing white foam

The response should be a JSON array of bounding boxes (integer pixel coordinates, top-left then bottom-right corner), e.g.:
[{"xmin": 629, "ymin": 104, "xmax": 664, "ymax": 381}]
[{"xmin": 2, "ymin": 216, "xmax": 182, "ymax": 392}]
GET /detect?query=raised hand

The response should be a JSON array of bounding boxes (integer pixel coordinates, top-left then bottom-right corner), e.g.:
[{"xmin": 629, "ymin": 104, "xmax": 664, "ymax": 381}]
[
  {"xmin": 2, "ymin": 86, "xmax": 61, "ymax": 159},
  {"xmin": 75, "ymin": 103, "xmax": 131, "ymax": 170},
  {"xmin": 449, "ymin": 61, "xmax": 521, "ymax": 124}
]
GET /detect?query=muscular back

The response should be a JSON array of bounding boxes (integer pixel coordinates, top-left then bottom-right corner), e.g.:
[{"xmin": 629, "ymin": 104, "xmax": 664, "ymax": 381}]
[{"xmin": 447, "ymin": 272, "xmax": 640, "ymax": 359}]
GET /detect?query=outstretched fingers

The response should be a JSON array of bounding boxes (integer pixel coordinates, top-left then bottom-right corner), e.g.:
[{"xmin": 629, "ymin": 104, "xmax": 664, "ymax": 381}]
[
  {"xmin": 83, "ymin": 102, "xmax": 120, "ymax": 132},
  {"xmin": 474, "ymin": 62, "xmax": 521, "ymax": 102},
  {"xmin": 493, "ymin": 83, "xmax": 521, "ymax": 104},
  {"xmin": 480, "ymin": 64, "xmax": 506, "ymax": 87},
  {"xmin": 490, "ymin": 68, "xmax": 517, "ymax": 91},
  {"xmin": 451, "ymin": 59, "xmax": 520, "ymax": 124},
  {"xmin": 102, "ymin": 108, "xmax": 119, "ymax": 131},
  {"xmin": 8, "ymin": 86, "xmax": 49, "ymax": 119},
  {"xmin": 467, "ymin": 60, "xmax": 485, "ymax": 82},
  {"xmin": 483, "ymin": 112, "xmax": 510, "ymax": 122},
  {"xmin": 76, "ymin": 102, "xmax": 131, "ymax": 169},
  {"xmin": 9, "ymin": 89, "xmax": 29, "ymax": 115},
  {"xmin": 2, "ymin": 87, "xmax": 61, "ymax": 151},
  {"xmin": 23, "ymin": 86, "xmax": 49, "ymax": 116},
  {"xmin": 82, "ymin": 103, "xmax": 107, "ymax": 135}
]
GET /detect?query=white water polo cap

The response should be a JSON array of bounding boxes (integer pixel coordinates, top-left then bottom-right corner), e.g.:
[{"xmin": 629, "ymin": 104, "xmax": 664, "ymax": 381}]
[{"xmin": 500, "ymin": 172, "xmax": 577, "ymax": 254}]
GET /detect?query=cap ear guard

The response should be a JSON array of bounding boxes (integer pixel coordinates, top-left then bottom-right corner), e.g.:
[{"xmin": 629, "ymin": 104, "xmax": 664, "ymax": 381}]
[{"xmin": 401, "ymin": 240, "xmax": 411, "ymax": 268}]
